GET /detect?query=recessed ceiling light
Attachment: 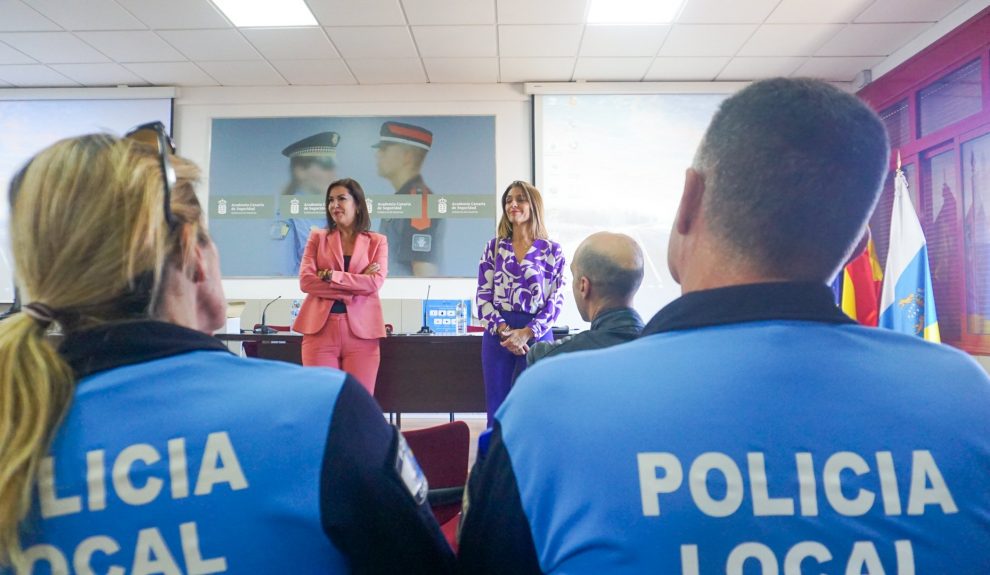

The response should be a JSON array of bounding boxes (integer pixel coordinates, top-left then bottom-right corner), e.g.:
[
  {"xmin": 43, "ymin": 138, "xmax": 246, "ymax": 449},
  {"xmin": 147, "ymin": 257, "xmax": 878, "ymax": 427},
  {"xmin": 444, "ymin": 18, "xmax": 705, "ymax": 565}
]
[
  {"xmin": 587, "ymin": 0, "xmax": 685, "ymax": 25},
  {"xmin": 211, "ymin": 0, "xmax": 318, "ymax": 27}
]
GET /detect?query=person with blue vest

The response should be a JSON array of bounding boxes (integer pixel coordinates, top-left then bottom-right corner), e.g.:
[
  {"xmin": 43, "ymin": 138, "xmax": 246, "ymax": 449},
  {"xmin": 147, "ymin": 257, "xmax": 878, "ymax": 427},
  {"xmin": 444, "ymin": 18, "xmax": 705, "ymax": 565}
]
[
  {"xmin": 0, "ymin": 125, "xmax": 454, "ymax": 574},
  {"xmin": 458, "ymin": 78, "xmax": 990, "ymax": 574}
]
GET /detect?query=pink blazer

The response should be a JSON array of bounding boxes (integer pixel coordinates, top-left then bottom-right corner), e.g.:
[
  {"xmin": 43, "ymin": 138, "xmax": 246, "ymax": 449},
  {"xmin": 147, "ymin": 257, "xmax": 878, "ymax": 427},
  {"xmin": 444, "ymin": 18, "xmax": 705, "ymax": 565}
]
[{"xmin": 293, "ymin": 229, "xmax": 388, "ymax": 339}]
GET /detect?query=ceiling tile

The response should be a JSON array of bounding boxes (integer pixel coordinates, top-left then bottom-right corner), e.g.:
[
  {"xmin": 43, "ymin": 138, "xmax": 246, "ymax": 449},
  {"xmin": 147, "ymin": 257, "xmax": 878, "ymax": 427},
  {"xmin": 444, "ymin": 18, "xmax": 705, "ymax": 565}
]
[
  {"xmin": 579, "ymin": 25, "xmax": 668, "ymax": 57},
  {"xmin": 307, "ymin": 0, "xmax": 406, "ymax": 26},
  {"xmin": 658, "ymin": 24, "xmax": 757, "ymax": 57},
  {"xmin": 22, "ymin": 0, "xmax": 145, "ymax": 30},
  {"xmin": 0, "ymin": 78, "xmax": 10, "ymax": 86},
  {"xmin": 0, "ymin": 0, "xmax": 60, "ymax": 32},
  {"xmin": 49, "ymin": 62, "xmax": 147, "ymax": 85},
  {"xmin": 413, "ymin": 26, "xmax": 496, "ymax": 58},
  {"xmin": 269, "ymin": 58, "xmax": 355, "ymax": 85},
  {"xmin": 767, "ymin": 0, "xmax": 873, "ymax": 24},
  {"xmin": 325, "ymin": 26, "xmax": 418, "ymax": 58},
  {"xmin": 737, "ymin": 24, "xmax": 843, "ymax": 56},
  {"xmin": 76, "ymin": 31, "xmax": 186, "ymax": 63},
  {"xmin": 793, "ymin": 56, "xmax": 883, "ymax": 81},
  {"xmin": 115, "ymin": 0, "xmax": 231, "ymax": 29},
  {"xmin": 497, "ymin": 0, "xmax": 588, "ymax": 24},
  {"xmin": 241, "ymin": 28, "xmax": 339, "ymax": 60},
  {"xmin": 347, "ymin": 58, "xmax": 427, "ymax": 83},
  {"xmin": 124, "ymin": 61, "xmax": 219, "ymax": 86},
  {"xmin": 402, "ymin": 0, "xmax": 495, "ymax": 25},
  {"xmin": 573, "ymin": 57, "xmax": 651, "ymax": 81},
  {"xmin": 499, "ymin": 57, "xmax": 574, "ymax": 82},
  {"xmin": 0, "ymin": 41, "xmax": 35, "ymax": 64},
  {"xmin": 677, "ymin": 0, "xmax": 780, "ymax": 24},
  {"xmin": 854, "ymin": 0, "xmax": 967, "ymax": 23},
  {"xmin": 157, "ymin": 29, "xmax": 261, "ymax": 61},
  {"xmin": 0, "ymin": 64, "xmax": 78, "ymax": 86},
  {"xmin": 423, "ymin": 57, "xmax": 497, "ymax": 82},
  {"xmin": 0, "ymin": 32, "xmax": 108, "ymax": 63},
  {"xmin": 498, "ymin": 25, "xmax": 583, "ymax": 58},
  {"xmin": 717, "ymin": 56, "xmax": 804, "ymax": 80},
  {"xmin": 643, "ymin": 56, "xmax": 728, "ymax": 80},
  {"xmin": 197, "ymin": 60, "xmax": 287, "ymax": 86},
  {"xmin": 816, "ymin": 22, "xmax": 933, "ymax": 56}
]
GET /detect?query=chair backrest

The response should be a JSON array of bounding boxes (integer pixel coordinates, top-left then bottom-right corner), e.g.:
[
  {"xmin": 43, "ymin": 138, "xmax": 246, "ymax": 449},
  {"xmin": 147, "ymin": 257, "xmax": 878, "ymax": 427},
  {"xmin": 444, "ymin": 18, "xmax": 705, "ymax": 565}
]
[{"xmin": 402, "ymin": 421, "xmax": 470, "ymax": 525}]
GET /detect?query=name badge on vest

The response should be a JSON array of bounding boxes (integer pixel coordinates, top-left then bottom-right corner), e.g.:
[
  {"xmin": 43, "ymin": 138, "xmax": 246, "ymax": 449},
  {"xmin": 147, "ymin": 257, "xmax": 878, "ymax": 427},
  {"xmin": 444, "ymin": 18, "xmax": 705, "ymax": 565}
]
[{"xmin": 412, "ymin": 233, "xmax": 432, "ymax": 253}]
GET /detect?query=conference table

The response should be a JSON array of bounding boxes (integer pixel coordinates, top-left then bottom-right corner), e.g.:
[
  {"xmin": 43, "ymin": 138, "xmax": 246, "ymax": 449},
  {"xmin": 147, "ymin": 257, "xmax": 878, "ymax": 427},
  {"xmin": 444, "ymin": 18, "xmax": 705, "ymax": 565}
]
[{"xmin": 216, "ymin": 332, "xmax": 486, "ymax": 425}]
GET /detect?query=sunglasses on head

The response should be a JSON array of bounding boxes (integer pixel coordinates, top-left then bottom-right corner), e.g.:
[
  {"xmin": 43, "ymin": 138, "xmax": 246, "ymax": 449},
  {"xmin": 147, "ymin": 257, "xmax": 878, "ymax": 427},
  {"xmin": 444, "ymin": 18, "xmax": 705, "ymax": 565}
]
[{"xmin": 124, "ymin": 121, "xmax": 177, "ymax": 230}]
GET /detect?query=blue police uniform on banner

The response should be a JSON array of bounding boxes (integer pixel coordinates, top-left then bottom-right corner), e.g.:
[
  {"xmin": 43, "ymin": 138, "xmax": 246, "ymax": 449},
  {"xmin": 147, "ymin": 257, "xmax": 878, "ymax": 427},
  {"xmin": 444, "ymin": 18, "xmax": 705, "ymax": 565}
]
[
  {"xmin": 11, "ymin": 321, "xmax": 453, "ymax": 575},
  {"xmin": 458, "ymin": 283, "xmax": 990, "ymax": 574}
]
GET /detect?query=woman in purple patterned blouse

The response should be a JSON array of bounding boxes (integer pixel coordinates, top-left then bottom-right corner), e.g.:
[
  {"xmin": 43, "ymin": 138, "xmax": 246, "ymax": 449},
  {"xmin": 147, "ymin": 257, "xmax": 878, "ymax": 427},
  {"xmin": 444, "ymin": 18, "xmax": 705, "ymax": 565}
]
[{"xmin": 476, "ymin": 181, "xmax": 565, "ymax": 424}]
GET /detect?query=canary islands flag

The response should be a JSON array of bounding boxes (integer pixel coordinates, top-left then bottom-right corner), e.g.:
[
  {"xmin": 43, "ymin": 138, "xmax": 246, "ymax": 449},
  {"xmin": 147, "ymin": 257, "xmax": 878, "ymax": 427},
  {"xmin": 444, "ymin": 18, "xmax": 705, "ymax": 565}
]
[{"xmin": 879, "ymin": 168, "xmax": 940, "ymax": 342}]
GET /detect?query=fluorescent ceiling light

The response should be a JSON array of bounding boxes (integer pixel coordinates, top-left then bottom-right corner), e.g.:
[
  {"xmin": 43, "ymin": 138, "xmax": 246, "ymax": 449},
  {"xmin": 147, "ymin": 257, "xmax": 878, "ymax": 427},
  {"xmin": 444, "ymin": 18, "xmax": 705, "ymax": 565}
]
[
  {"xmin": 211, "ymin": 0, "xmax": 318, "ymax": 27},
  {"xmin": 587, "ymin": 0, "xmax": 684, "ymax": 25}
]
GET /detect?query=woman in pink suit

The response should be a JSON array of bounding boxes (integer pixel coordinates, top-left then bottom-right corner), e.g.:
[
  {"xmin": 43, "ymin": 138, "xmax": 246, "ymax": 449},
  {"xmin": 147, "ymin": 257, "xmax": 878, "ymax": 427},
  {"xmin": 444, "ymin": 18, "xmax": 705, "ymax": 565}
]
[{"xmin": 294, "ymin": 178, "xmax": 388, "ymax": 393}]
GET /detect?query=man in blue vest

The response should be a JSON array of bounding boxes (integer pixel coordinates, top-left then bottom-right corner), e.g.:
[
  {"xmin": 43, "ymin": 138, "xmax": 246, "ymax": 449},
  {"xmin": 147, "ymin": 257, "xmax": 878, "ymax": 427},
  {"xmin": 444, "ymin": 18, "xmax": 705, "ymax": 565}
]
[{"xmin": 458, "ymin": 78, "xmax": 990, "ymax": 574}]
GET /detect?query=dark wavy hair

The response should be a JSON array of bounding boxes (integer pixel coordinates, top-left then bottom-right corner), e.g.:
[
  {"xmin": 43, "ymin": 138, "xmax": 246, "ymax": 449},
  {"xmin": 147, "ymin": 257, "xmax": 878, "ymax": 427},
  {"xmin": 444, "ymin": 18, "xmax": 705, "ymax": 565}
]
[{"xmin": 325, "ymin": 178, "xmax": 371, "ymax": 233}]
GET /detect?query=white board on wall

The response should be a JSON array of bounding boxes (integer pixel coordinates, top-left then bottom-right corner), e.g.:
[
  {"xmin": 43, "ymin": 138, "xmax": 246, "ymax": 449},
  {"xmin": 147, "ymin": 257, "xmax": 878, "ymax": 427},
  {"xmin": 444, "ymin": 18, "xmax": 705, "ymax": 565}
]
[{"xmin": 0, "ymin": 91, "xmax": 173, "ymax": 302}]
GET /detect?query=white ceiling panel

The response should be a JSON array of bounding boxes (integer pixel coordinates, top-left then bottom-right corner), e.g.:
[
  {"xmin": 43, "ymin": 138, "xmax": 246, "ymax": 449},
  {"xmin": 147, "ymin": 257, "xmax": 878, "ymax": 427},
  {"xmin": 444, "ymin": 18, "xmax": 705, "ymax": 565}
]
[
  {"xmin": 402, "ymin": 0, "xmax": 495, "ymax": 25},
  {"xmin": 659, "ymin": 24, "xmax": 758, "ymax": 57},
  {"xmin": 767, "ymin": 0, "xmax": 873, "ymax": 24},
  {"xmin": 22, "ymin": 0, "xmax": 145, "ymax": 30},
  {"xmin": 124, "ymin": 61, "xmax": 219, "ymax": 86},
  {"xmin": 0, "ymin": 0, "xmax": 60, "ymax": 32},
  {"xmin": 498, "ymin": 25, "xmax": 583, "ymax": 58},
  {"xmin": 499, "ymin": 57, "xmax": 574, "ymax": 82},
  {"xmin": 854, "ymin": 0, "xmax": 968, "ymax": 24},
  {"xmin": 413, "ymin": 26, "xmax": 497, "ymax": 58},
  {"xmin": 573, "ymin": 57, "xmax": 651, "ymax": 80},
  {"xmin": 307, "ymin": 0, "xmax": 406, "ymax": 26},
  {"xmin": 115, "ymin": 0, "xmax": 231, "ymax": 30},
  {"xmin": 424, "ymin": 57, "xmax": 498, "ymax": 82},
  {"xmin": 241, "ymin": 28, "xmax": 339, "ymax": 61},
  {"xmin": 794, "ymin": 56, "xmax": 883, "ymax": 81},
  {"xmin": 737, "ymin": 24, "xmax": 843, "ymax": 56},
  {"xmin": 643, "ymin": 56, "xmax": 729, "ymax": 80},
  {"xmin": 677, "ymin": 0, "xmax": 780, "ymax": 24},
  {"xmin": 325, "ymin": 26, "xmax": 418, "ymax": 58},
  {"xmin": 347, "ymin": 58, "xmax": 427, "ymax": 83},
  {"xmin": 0, "ymin": 64, "xmax": 77, "ymax": 86},
  {"xmin": 579, "ymin": 25, "xmax": 668, "ymax": 57},
  {"xmin": 0, "ymin": 41, "xmax": 35, "ymax": 64},
  {"xmin": 717, "ymin": 56, "xmax": 805, "ymax": 80},
  {"xmin": 157, "ymin": 29, "xmax": 261, "ymax": 61},
  {"xmin": 0, "ymin": 32, "xmax": 109, "ymax": 63},
  {"xmin": 816, "ymin": 22, "xmax": 933, "ymax": 56},
  {"xmin": 497, "ymin": 0, "xmax": 589, "ymax": 24},
  {"xmin": 49, "ymin": 63, "xmax": 147, "ymax": 86},
  {"xmin": 269, "ymin": 58, "xmax": 355, "ymax": 85},
  {"xmin": 0, "ymin": 78, "xmax": 10, "ymax": 86},
  {"xmin": 197, "ymin": 60, "xmax": 287, "ymax": 86},
  {"xmin": 76, "ymin": 31, "xmax": 186, "ymax": 63}
]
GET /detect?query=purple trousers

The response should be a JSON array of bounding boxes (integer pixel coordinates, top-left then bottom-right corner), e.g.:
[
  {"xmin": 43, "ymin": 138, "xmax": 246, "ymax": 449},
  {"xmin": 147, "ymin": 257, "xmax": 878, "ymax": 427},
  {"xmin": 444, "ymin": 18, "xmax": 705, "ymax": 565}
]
[{"xmin": 481, "ymin": 311, "xmax": 553, "ymax": 426}]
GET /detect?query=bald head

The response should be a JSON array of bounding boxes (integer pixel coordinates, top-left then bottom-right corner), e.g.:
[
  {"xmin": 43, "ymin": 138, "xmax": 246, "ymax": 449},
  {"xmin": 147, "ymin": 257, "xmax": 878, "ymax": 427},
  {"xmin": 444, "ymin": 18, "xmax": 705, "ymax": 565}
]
[{"xmin": 572, "ymin": 232, "xmax": 644, "ymax": 315}]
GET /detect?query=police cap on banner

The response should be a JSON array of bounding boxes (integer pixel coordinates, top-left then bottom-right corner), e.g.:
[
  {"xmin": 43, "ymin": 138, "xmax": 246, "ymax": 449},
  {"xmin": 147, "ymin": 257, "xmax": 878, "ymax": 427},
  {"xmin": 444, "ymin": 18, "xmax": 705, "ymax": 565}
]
[
  {"xmin": 281, "ymin": 131, "xmax": 341, "ymax": 165},
  {"xmin": 372, "ymin": 121, "xmax": 433, "ymax": 151}
]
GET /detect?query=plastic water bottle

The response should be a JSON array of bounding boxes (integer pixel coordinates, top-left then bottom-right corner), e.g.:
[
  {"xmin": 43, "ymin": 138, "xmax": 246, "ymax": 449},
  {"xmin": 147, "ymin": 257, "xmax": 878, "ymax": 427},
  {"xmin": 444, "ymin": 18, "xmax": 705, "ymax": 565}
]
[
  {"xmin": 289, "ymin": 299, "xmax": 301, "ymax": 329},
  {"xmin": 455, "ymin": 301, "xmax": 467, "ymax": 335}
]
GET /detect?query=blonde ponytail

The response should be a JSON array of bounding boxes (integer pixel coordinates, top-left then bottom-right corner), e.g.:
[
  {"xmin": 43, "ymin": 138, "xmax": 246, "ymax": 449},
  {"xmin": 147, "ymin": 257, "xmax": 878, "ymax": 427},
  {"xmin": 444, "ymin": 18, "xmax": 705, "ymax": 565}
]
[{"xmin": 0, "ymin": 314, "xmax": 74, "ymax": 568}]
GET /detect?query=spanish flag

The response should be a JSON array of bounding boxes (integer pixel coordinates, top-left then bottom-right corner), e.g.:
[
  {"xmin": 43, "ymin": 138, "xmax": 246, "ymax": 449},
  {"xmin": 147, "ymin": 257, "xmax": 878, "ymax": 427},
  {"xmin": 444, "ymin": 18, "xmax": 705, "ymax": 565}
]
[{"xmin": 841, "ymin": 231, "xmax": 883, "ymax": 326}]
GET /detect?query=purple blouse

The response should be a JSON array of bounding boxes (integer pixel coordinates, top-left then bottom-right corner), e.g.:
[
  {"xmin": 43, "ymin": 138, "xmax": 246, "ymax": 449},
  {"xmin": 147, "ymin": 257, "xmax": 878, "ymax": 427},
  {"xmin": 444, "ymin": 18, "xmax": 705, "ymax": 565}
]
[{"xmin": 475, "ymin": 237, "xmax": 566, "ymax": 338}]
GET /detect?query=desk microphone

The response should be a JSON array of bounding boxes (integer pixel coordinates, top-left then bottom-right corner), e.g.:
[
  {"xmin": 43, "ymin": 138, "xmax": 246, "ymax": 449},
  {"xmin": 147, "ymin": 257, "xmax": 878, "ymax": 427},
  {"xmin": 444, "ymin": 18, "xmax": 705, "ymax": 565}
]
[
  {"xmin": 255, "ymin": 296, "xmax": 281, "ymax": 334},
  {"xmin": 417, "ymin": 285, "xmax": 433, "ymax": 334}
]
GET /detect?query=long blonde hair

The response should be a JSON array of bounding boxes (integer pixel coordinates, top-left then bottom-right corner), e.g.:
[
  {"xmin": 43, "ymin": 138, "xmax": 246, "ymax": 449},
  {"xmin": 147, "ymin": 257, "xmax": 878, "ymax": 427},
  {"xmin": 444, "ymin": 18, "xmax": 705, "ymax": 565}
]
[
  {"xmin": 496, "ymin": 180, "xmax": 549, "ymax": 240},
  {"xmin": 0, "ymin": 133, "xmax": 205, "ymax": 569}
]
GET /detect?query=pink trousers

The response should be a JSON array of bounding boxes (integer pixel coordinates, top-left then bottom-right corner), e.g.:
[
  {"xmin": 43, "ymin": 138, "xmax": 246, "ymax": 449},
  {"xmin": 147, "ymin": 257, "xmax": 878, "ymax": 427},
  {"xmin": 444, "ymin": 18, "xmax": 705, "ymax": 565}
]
[{"xmin": 301, "ymin": 313, "xmax": 381, "ymax": 394}]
